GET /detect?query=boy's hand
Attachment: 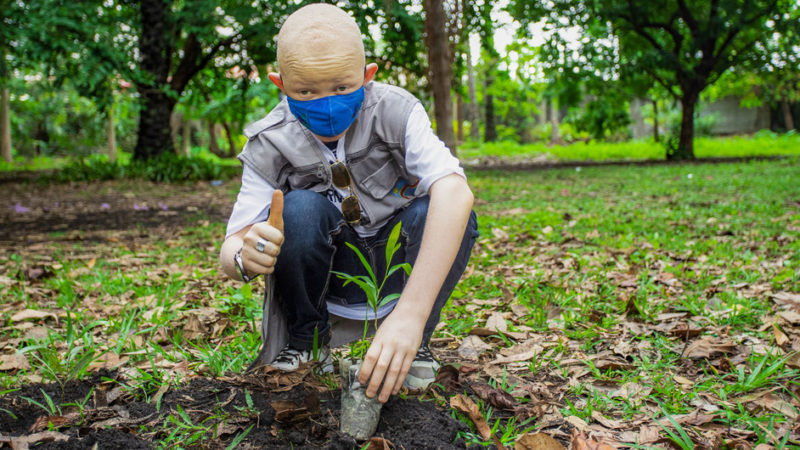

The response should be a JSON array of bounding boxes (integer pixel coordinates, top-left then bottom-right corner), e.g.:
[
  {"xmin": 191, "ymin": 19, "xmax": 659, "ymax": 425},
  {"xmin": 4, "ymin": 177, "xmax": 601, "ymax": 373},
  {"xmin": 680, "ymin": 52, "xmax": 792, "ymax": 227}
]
[
  {"xmin": 241, "ymin": 191, "xmax": 284, "ymax": 274},
  {"xmin": 358, "ymin": 307, "xmax": 425, "ymax": 403}
]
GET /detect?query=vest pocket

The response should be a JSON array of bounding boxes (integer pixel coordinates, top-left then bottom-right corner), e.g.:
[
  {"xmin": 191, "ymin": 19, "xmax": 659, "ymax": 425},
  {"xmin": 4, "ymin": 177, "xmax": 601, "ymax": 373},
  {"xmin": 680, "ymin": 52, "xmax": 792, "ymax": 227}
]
[
  {"xmin": 286, "ymin": 164, "xmax": 326, "ymax": 192},
  {"xmin": 358, "ymin": 159, "xmax": 401, "ymax": 199}
]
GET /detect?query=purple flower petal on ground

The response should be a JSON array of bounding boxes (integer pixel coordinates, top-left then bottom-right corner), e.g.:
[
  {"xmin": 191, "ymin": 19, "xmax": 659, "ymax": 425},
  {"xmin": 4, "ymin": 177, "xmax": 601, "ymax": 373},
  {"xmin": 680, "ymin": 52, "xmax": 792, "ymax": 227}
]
[
  {"xmin": 158, "ymin": 202, "xmax": 168, "ymax": 210},
  {"xmin": 14, "ymin": 203, "xmax": 30, "ymax": 213},
  {"xmin": 133, "ymin": 203, "xmax": 149, "ymax": 211},
  {"xmin": 101, "ymin": 203, "xmax": 110, "ymax": 209}
]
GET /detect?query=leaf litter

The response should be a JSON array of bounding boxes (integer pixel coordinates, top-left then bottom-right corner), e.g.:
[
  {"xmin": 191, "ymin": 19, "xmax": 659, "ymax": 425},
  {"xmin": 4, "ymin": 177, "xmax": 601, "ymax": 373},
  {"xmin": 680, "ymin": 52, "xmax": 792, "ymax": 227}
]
[{"xmin": 1, "ymin": 161, "xmax": 799, "ymax": 448}]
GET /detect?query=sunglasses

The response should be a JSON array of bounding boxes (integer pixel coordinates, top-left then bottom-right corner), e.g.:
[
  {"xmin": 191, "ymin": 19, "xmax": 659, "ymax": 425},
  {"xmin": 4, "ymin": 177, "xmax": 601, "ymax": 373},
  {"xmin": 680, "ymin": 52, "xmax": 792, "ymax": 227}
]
[{"xmin": 330, "ymin": 161, "xmax": 361, "ymax": 224}]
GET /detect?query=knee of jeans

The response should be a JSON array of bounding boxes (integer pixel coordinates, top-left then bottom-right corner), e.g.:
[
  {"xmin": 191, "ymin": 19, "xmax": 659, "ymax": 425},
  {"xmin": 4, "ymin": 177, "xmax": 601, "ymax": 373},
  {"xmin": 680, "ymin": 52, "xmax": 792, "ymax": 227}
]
[
  {"xmin": 283, "ymin": 190, "xmax": 328, "ymax": 222},
  {"xmin": 399, "ymin": 197, "xmax": 430, "ymax": 234},
  {"xmin": 465, "ymin": 211, "xmax": 479, "ymax": 238},
  {"xmin": 282, "ymin": 190, "xmax": 335, "ymax": 238}
]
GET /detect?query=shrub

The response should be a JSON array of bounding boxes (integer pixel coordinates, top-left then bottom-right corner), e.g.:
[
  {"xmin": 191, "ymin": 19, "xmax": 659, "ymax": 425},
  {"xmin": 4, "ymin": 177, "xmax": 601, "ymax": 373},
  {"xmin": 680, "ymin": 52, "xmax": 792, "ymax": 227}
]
[{"xmin": 53, "ymin": 153, "xmax": 240, "ymax": 183}]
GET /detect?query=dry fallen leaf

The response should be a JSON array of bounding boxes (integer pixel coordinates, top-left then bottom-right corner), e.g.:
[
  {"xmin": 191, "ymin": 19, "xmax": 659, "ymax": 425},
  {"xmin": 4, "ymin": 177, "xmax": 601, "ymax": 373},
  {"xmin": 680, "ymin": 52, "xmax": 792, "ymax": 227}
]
[
  {"xmin": 610, "ymin": 382, "xmax": 652, "ymax": 407},
  {"xmin": 491, "ymin": 346, "xmax": 539, "ymax": 365},
  {"xmin": 364, "ymin": 437, "xmax": 394, "ymax": 450},
  {"xmin": 637, "ymin": 425, "xmax": 661, "ymax": 444},
  {"xmin": 515, "ymin": 432, "xmax": 565, "ymax": 450},
  {"xmin": 21, "ymin": 266, "xmax": 54, "ymax": 281},
  {"xmin": 450, "ymin": 394, "xmax": 491, "ymax": 440},
  {"xmin": 87, "ymin": 353, "xmax": 128, "ymax": 371},
  {"xmin": 470, "ymin": 382, "xmax": 518, "ymax": 411},
  {"xmin": 0, "ymin": 353, "xmax": 30, "ymax": 371},
  {"xmin": 772, "ymin": 291, "xmax": 800, "ymax": 306},
  {"xmin": 182, "ymin": 313, "xmax": 208, "ymax": 340},
  {"xmin": 591, "ymin": 410, "xmax": 624, "ymax": 429},
  {"xmin": 570, "ymin": 429, "xmax": 617, "ymax": 450},
  {"xmin": 458, "ymin": 335, "xmax": 493, "ymax": 360},
  {"xmin": 10, "ymin": 309, "xmax": 57, "ymax": 323},
  {"xmin": 682, "ymin": 335, "xmax": 737, "ymax": 359},
  {"xmin": 0, "ymin": 431, "xmax": 70, "ymax": 450},
  {"xmin": 772, "ymin": 325, "xmax": 788, "ymax": 346},
  {"xmin": 752, "ymin": 393, "xmax": 798, "ymax": 420},
  {"xmin": 29, "ymin": 413, "xmax": 79, "ymax": 432},
  {"xmin": 787, "ymin": 352, "xmax": 800, "ymax": 369},
  {"xmin": 271, "ymin": 399, "xmax": 315, "ymax": 424},
  {"xmin": 777, "ymin": 310, "xmax": 800, "ymax": 325},
  {"xmin": 564, "ymin": 415, "xmax": 589, "ymax": 433},
  {"xmin": 485, "ymin": 312, "xmax": 508, "ymax": 333},
  {"xmin": 434, "ymin": 365, "xmax": 462, "ymax": 391}
]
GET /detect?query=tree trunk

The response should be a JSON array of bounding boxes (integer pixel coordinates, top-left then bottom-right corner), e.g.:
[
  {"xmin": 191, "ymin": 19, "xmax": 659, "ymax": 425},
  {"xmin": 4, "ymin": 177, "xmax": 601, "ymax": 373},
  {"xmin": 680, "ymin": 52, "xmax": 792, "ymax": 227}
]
[
  {"xmin": 652, "ymin": 98, "xmax": 660, "ymax": 142},
  {"xmin": 222, "ymin": 122, "xmax": 237, "ymax": 156},
  {"xmin": 181, "ymin": 113, "xmax": 191, "ymax": 157},
  {"xmin": 671, "ymin": 93, "xmax": 697, "ymax": 160},
  {"xmin": 1, "ymin": 86, "xmax": 10, "ymax": 163},
  {"xmin": 456, "ymin": 94, "xmax": 464, "ymax": 143},
  {"xmin": 782, "ymin": 99, "xmax": 795, "ymax": 132},
  {"xmin": 134, "ymin": 0, "xmax": 174, "ymax": 160},
  {"xmin": 484, "ymin": 91, "xmax": 497, "ymax": 142},
  {"xmin": 465, "ymin": 40, "xmax": 479, "ymax": 141},
  {"xmin": 106, "ymin": 103, "xmax": 117, "ymax": 163},
  {"xmin": 550, "ymin": 98, "xmax": 562, "ymax": 145},
  {"xmin": 207, "ymin": 120, "xmax": 221, "ymax": 155},
  {"xmin": 424, "ymin": 0, "xmax": 457, "ymax": 155}
]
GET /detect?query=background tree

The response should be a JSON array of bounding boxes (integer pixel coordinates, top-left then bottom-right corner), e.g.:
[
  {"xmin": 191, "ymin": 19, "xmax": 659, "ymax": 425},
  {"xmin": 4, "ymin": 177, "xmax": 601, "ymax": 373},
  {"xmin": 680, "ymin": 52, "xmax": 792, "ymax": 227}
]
[
  {"xmin": 514, "ymin": 0, "xmax": 790, "ymax": 160},
  {"xmin": 424, "ymin": 0, "xmax": 457, "ymax": 153},
  {"xmin": 1, "ymin": 0, "xmax": 24, "ymax": 163},
  {"xmin": 132, "ymin": 0, "xmax": 287, "ymax": 160}
]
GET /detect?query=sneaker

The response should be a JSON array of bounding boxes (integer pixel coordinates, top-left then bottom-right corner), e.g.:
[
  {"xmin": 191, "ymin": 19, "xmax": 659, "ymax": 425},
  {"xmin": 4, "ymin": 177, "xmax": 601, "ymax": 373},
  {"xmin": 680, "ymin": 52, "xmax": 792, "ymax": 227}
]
[
  {"xmin": 270, "ymin": 344, "xmax": 334, "ymax": 373},
  {"xmin": 403, "ymin": 343, "xmax": 441, "ymax": 389}
]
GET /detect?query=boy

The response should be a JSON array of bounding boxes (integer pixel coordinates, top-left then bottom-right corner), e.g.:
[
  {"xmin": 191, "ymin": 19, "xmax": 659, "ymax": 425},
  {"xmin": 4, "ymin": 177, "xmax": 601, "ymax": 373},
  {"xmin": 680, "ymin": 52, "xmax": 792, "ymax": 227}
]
[{"xmin": 220, "ymin": 3, "xmax": 477, "ymax": 404}]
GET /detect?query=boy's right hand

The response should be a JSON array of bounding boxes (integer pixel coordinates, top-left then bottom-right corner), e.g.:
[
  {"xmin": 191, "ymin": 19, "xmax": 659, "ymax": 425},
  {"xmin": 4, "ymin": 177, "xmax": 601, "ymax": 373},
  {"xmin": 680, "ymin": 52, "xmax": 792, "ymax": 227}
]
[{"xmin": 241, "ymin": 191, "xmax": 285, "ymax": 275}]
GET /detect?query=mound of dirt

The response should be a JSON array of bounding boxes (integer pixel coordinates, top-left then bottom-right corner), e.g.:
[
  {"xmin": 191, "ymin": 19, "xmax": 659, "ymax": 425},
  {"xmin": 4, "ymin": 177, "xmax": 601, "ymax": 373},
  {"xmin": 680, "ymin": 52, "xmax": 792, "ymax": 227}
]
[{"xmin": 0, "ymin": 370, "xmax": 468, "ymax": 449}]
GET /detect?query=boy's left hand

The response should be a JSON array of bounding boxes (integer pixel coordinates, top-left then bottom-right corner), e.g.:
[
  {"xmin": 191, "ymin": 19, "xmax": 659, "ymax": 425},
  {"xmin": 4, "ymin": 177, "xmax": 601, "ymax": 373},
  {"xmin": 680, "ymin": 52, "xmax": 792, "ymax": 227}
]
[{"xmin": 358, "ymin": 309, "xmax": 424, "ymax": 403}]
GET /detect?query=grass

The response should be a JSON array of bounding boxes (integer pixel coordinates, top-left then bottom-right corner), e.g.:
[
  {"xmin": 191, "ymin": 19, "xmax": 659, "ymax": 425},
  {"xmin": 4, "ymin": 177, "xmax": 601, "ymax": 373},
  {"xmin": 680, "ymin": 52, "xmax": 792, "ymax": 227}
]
[
  {"xmin": 1, "ymin": 146, "xmax": 799, "ymax": 446},
  {"xmin": 442, "ymin": 157, "xmax": 800, "ymax": 446},
  {"xmin": 458, "ymin": 130, "xmax": 800, "ymax": 162}
]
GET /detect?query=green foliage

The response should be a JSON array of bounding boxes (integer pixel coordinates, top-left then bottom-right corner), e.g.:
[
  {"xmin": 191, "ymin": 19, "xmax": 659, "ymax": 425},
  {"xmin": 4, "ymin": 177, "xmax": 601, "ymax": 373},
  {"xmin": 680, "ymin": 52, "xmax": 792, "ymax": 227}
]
[
  {"xmin": 7, "ymin": 77, "xmax": 137, "ymax": 158},
  {"xmin": 54, "ymin": 153, "xmax": 240, "ymax": 183},
  {"xmin": 459, "ymin": 134, "xmax": 800, "ymax": 162},
  {"xmin": 511, "ymin": 0, "xmax": 793, "ymax": 157},
  {"xmin": 568, "ymin": 95, "xmax": 632, "ymax": 142},
  {"xmin": 332, "ymin": 221, "xmax": 412, "ymax": 360}
]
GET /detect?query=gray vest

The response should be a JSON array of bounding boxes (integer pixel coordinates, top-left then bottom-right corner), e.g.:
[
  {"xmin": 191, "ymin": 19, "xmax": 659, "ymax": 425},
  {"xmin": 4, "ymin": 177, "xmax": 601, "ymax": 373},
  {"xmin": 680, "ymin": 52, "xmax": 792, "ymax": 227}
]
[{"xmin": 239, "ymin": 82, "xmax": 420, "ymax": 227}]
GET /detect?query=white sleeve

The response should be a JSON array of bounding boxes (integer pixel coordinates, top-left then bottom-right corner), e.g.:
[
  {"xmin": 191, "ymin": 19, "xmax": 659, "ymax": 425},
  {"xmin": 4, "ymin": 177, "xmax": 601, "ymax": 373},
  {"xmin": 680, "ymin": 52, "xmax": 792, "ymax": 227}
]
[
  {"xmin": 225, "ymin": 165, "xmax": 274, "ymax": 238},
  {"xmin": 404, "ymin": 103, "xmax": 466, "ymax": 197}
]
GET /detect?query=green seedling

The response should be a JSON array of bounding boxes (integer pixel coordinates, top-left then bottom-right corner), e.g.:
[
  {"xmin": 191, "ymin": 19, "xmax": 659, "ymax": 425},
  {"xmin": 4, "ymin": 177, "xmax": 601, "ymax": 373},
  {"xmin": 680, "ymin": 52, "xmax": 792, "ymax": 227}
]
[
  {"xmin": 652, "ymin": 406, "xmax": 695, "ymax": 450},
  {"xmin": 225, "ymin": 424, "xmax": 255, "ymax": 450},
  {"xmin": 21, "ymin": 389, "xmax": 61, "ymax": 416},
  {"xmin": 726, "ymin": 351, "xmax": 798, "ymax": 395},
  {"xmin": 332, "ymin": 221, "xmax": 412, "ymax": 360}
]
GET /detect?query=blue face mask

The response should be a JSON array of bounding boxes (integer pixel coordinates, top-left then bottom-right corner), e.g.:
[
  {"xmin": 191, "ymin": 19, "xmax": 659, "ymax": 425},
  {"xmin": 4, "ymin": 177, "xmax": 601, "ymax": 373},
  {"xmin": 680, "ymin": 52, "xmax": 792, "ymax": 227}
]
[{"xmin": 287, "ymin": 86, "xmax": 365, "ymax": 137}]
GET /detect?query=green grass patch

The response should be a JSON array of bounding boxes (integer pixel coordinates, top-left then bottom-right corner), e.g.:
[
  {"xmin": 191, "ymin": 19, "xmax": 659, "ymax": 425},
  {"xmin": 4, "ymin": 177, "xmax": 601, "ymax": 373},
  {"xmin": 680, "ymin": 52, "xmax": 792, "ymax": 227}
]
[
  {"xmin": 1, "ymin": 152, "xmax": 799, "ymax": 447},
  {"xmin": 458, "ymin": 131, "xmax": 800, "ymax": 162}
]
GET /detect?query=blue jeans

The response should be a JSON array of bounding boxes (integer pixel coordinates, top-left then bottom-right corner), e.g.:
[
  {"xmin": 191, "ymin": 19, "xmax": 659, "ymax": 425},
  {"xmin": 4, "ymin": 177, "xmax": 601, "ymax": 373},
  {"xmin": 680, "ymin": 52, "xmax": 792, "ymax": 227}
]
[{"xmin": 273, "ymin": 189, "xmax": 479, "ymax": 350}]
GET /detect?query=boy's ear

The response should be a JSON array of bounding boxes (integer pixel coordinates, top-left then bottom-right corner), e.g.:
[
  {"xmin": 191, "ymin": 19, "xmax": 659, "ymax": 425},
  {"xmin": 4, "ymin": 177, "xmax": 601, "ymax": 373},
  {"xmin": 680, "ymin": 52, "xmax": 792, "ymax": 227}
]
[
  {"xmin": 364, "ymin": 63, "xmax": 378, "ymax": 84},
  {"xmin": 268, "ymin": 72, "xmax": 285, "ymax": 91}
]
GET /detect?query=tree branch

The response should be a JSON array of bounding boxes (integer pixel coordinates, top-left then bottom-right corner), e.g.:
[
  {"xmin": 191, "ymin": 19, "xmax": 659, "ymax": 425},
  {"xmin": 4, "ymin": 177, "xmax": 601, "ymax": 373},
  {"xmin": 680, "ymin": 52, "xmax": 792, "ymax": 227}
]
[{"xmin": 170, "ymin": 33, "xmax": 236, "ymax": 94}]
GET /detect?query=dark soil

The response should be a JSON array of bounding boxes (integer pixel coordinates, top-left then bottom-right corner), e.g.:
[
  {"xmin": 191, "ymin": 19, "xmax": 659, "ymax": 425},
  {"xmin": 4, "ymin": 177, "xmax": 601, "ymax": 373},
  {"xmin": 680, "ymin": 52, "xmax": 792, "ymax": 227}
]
[
  {"xmin": 0, "ymin": 179, "xmax": 234, "ymax": 243},
  {"xmin": 0, "ymin": 178, "xmax": 479, "ymax": 448},
  {"xmin": 0, "ymin": 370, "xmax": 467, "ymax": 449}
]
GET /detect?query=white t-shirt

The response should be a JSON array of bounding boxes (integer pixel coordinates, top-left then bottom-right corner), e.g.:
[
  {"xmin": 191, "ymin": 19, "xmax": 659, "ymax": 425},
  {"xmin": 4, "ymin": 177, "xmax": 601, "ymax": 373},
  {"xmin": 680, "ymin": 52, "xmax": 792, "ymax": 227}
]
[{"xmin": 225, "ymin": 103, "xmax": 466, "ymax": 238}]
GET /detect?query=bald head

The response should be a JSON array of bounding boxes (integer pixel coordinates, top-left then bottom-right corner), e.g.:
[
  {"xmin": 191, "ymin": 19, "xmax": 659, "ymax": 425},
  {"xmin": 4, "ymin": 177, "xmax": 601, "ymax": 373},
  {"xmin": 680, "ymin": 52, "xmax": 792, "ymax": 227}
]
[{"xmin": 277, "ymin": 4, "xmax": 365, "ymax": 80}]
